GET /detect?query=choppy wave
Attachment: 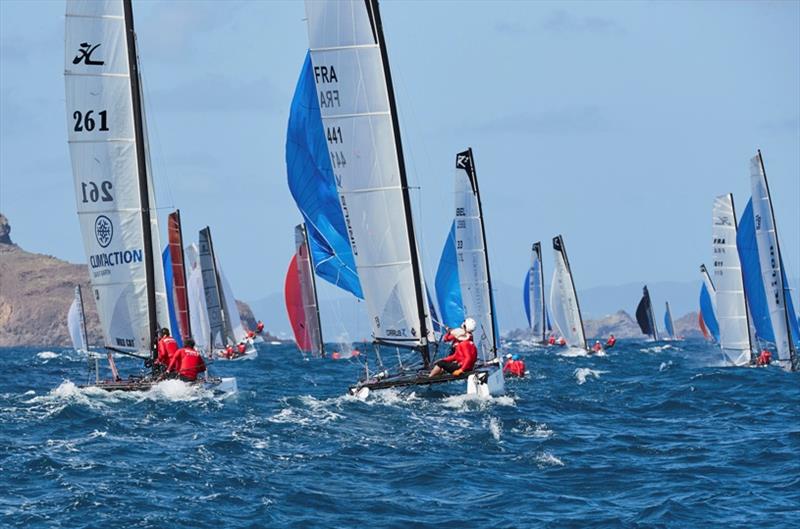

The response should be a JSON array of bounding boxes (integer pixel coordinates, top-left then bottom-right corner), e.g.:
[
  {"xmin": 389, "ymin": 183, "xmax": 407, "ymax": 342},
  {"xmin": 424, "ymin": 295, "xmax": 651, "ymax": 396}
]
[{"xmin": 1, "ymin": 341, "xmax": 798, "ymax": 529}]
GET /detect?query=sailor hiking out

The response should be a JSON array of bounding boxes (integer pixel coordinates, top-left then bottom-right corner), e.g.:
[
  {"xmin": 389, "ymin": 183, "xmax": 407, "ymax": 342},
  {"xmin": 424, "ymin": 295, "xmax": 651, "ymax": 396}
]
[
  {"xmin": 429, "ymin": 326, "xmax": 477, "ymax": 378},
  {"xmin": 167, "ymin": 338, "xmax": 207, "ymax": 382}
]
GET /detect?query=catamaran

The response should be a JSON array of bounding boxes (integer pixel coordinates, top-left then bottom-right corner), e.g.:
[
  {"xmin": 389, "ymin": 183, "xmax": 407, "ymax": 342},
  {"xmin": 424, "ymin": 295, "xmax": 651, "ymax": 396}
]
[
  {"xmin": 710, "ymin": 194, "xmax": 754, "ymax": 366},
  {"xmin": 736, "ymin": 151, "xmax": 798, "ymax": 370},
  {"xmin": 302, "ymin": 0, "xmax": 503, "ymax": 398},
  {"xmin": 196, "ymin": 227, "xmax": 257, "ymax": 360},
  {"xmin": 698, "ymin": 264, "xmax": 720, "ymax": 343},
  {"xmin": 524, "ymin": 242, "xmax": 549, "ymax": 344},
  {"xmin": 284, "ymin": 224, "xmax": 325, "ymax": 357},
  {"xmin": 635, "ymin": 286, "xmax": 659, "ymax": 341},
  {"xmin": 549, "ymin": 235, "xmax": 587, "ymax": 350},
  {"xmin": 64, "ymin": 0, "xmax": 234, "ymax": 392},
  {"xmin": 67, "ymin": 286, "xmax": 89, "ymax": 355}
]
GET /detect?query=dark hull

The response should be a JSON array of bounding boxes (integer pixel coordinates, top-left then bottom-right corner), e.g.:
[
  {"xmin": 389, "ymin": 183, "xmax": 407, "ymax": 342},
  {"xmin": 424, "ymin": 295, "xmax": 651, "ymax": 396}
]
[
  {"xmin": 80, "ymin": 376, "xmax": 228, "ymax": 392},
  {"xmin": 349, "ymin": 364, "xmax": 496, "ymax": 394}
]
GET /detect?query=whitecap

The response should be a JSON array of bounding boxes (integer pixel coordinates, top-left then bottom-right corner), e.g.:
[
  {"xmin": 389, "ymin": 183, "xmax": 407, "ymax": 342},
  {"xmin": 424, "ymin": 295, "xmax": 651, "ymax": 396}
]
[
  {"xmin": 659, "ymin": 361, "xmax": 673, "ymax": 372},
  {"xmin": 488, "ymin": 416, "xmax": 502, "ymax": 442},
  {"xmin": 574, "ymin": 367, "xmax": 606, "ymax": 385},
  {"xmin": 557, "ymin": 347, "xmax": 591, "ymax": 358},
  {"xmin": 37, "ymin": 351, "xmax": 59, "ymax": 360},
  {"xmin": 535, "ymin": 451, "xmax": 564, "ymax": 467}
]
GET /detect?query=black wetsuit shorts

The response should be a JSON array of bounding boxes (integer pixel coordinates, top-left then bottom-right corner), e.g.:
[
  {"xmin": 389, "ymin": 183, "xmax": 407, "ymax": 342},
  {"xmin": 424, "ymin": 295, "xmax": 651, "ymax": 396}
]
[{"xmin": 434, "ymin": 360, "xmax": 461, "ymax": 374}]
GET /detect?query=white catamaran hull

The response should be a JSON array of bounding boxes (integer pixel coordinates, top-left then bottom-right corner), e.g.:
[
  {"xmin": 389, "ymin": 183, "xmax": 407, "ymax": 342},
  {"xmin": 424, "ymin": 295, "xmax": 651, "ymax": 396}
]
[{"xmin": 466, "ymin": 366, "xmax": 505, "ymax": 398}]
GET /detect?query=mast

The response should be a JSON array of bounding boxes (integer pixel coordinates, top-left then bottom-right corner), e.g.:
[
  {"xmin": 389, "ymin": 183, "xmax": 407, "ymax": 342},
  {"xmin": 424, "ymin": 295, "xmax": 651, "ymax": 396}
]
[
  {"xmin": 757, "ymin": 150, "xmax": 797, "ymax": 368},
  {"xmin": 123, "ymin": 0, "xmax": 157, "ymax": 359},
  {"xmin": 555, "ymin": 235, "xmax": 587, "ymax": 348},
  {"xmin": 303, "ymin": 224, "xmax": 325, "ymax": 356},
  {"xmin": 365, "ymin": 0, "xmax": 430, "ymax": 364},
  {"xmin": 534, "ymin": 242, "xmax": 545, "ymax": 342}
]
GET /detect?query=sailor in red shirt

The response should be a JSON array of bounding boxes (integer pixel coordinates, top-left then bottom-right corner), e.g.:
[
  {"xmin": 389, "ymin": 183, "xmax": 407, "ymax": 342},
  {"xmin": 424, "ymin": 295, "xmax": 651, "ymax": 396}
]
[
  {"xmin": 591, "ymin": 340, "xmax": 603, "ymax": 354},
  {"xmin": 756, "ymin": 350, "xmax": 771, "ymax": 366},
  {"xmin": 606, "ymin": 334, "xmax": 617, "ymax": 348},
  {"xmin": 503, "ymin": 354, "xmax": 525, "ymax": 377},
  {"xmin": 429, "ymin": 327, "xmax": 477, "ymax": 377},
  {"xmin": 246, "ymin": 330, "xmax": 256, "ymax": 340},
  {"xmin": 256, "ymin": 320, "xmax": 265, "ymax": 334},
  {"xmin": 548, "ymin": 334, "xmax": 556, "ymax": 346},
  {"xmin": 156, "ymin": 328, "xmax": 179, "ymax": 372},
  {"xmin": 167, "ymin": 338, "xmax": 206, "ymax": 382},
  {"xmin": 237, "ymin": 342, "xmax": 247, "ymax": 355}
]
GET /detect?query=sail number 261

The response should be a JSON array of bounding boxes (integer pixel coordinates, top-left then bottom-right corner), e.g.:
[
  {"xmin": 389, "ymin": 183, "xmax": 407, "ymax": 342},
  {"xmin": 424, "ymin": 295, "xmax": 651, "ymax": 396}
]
[
  {"xmin": 73, "ymin": 110, "xmax": 109, "ymax": 132},
  {"xmin": 81, "ymin": 181, "xmax": 113, "ymax": 203}
]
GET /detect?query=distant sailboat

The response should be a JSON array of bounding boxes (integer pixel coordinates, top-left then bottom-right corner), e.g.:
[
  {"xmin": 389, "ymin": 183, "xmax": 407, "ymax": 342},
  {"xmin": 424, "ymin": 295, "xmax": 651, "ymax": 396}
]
[
  {"xmin": 67, "ymin": 286, "xmax": 89, "ymax": 355},
  {"xmin": 524, "ymin": 242, "xmax": 548, "ymax": 343},
  {"xmin": 737, "ymin": 151, "xmax": 798, "ymax": 370},
  {"xmin": 549, "ymin": 235, "xmax": 587, "ymax": 349},
  {"xmin": 663, "ymin": 301, "xmax": 677, "ymax": 340},
  {"xmin": 434, "ymin": 221, "xmax": 465, "ymax": 330},
  {"xmin": 635, "ymin": 286, "xmax": 659, "ymax": 341},
  {"xmin": 302, "ymin": 0, "xmax": 503, "ymax": 397},
  {"xmin": 699, "ymin": 264, "xmax": 720, "ymax": 343},
  {"xmin": 285, "ymin": 224, "xmax": 325, "ymax": 357},
  {"xmin": 198, "ymin": 227, "xmax": 256, "ymax": 360},
  {"xmin": 711, "ymin": 194, "xmax": 753, "ymax": 366},
  {"xmin": 64, "ymin": 0, "xmax": 233, "ymax": 392}
]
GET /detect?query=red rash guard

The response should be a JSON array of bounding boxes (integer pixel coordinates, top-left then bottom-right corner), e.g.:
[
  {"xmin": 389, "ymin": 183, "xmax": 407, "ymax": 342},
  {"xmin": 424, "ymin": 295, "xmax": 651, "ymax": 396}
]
[
  {"xmin": 503, "ymin": 360, "xmax": 525, "ymax": 377},
  {"xmin": 606, "ymin": 337, "xmax": 616, "ymax": 347},
  {"xmin": 237, "ymin": 343, "xmax": 247, "ymax": 354},
  {"xmin": 441, "ymin": 339, "xmax": 477, "ymax": 372},
  {"xmin": 157, "ymin": 336, "xmax": 178, "ymax": 367},
  {"xmin": 168, "ymin": 347, "xmax": 206, "ymax": 381}
]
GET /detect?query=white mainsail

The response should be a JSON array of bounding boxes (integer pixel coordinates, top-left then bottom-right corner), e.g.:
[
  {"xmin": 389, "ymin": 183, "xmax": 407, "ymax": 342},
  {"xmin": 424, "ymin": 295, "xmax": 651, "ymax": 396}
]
[
  {"xmin": 304, "ymin": 0, "xmax": 432, "ymax": 354},
  {"xmin": 65, "ymin": 0, "xmax": 168, "ymax": 354},
  {"xmin": 454, "ymin": 149, "xmax": 498, "ymax": 361},
  {"xmin": 712, "ymin": 194, "xmax": 752, "ymax": 365},
  {"xmin": 186, "ymin": 254, "xmax": 211, "ymax": 351},
  {"xmin": 67, "ymin": 286, "xmax": 89, "ymax": 353},
  {"xmin": 749, "ymin": 152, "xmax": 795, "ymax": 364},
  {"xmin": 549, "ymin": 235, "xmax": 586, "ymax": 349}
]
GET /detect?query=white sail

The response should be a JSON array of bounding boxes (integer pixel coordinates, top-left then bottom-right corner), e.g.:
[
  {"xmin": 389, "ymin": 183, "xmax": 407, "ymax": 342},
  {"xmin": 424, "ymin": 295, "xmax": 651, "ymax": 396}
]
[
  {"xmin": 67, "ymin": 286, "xmax": 89, "ymax": 353},
  {"xmin": 549, "ymin": 235, "xmax": 586, "ymax": 349},
  {"xmin": 186, "ymin": 260, "xmax": 210, "ymax": 351},
  {"xmin": 749, "ymin": 153, "xmax": 795, "ymax": 363},
  {"xmin": 712, "ymin": 194, "xmax": 752, "ymax": 365},
  {"xmin": 303, "ymin": 0, "xmax": 431, "ymax": 350},
  {"xmin": 65, "ymin": 0, "xmax": 168, "ymax": 353},
  {"xmin": 219, "ymin": 265, "xmax": 246, "ymax": 343},
  {"xmin": 454, "ymin": 149, "xmax": 497, "ymax": 361}
]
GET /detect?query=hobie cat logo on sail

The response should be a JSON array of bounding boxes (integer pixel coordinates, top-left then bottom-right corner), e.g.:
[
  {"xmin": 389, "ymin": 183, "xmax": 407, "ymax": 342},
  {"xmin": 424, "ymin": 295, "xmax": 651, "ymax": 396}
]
[{"xmin": 72, "ymin": 42, "xmax": 104, "ymax": 66}]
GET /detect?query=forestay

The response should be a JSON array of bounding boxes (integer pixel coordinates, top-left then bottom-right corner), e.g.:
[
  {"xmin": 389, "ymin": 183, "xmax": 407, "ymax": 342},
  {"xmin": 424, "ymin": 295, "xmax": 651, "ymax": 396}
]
[
  {"xmin": 304, "ymin": 0, "xmax": 432, "ymax": 352},
  {"xmin": 68, "ymin": 286, "xmax": 89, "ymax": 353},
  {"xmin": 712, "ymin": 194, "xmax": 752, "ymax": 365},
  {"xmin": 453, "ymin": 149, "xmax": 498, "ymax": 361},
  {"xmin": 65, "ymin": 0, "xmax": 168, "ymax": 354},
  {"xmin": 549, "ymin": 235, "xmax": 586, "ymax": 349}
]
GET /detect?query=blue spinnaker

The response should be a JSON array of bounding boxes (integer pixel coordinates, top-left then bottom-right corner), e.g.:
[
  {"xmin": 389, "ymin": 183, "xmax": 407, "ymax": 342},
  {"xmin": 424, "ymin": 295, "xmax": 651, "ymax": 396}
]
[
  {"xmin": 664, "ymin": 309, "xmax": 674, "ymax": 339},
  {"xmin": 434, "ymin": 222, "xmax": 464, "ymax": 329},
  {"xmin": 286, "ymin": 51, "xmax": 363, "ymax": 299},
  {"xmin": 162, "ymin": 246, "xmax": 182, "ymax": 348},
  {"xmin": 737, "ymin": 199, "xmax": 773, "ymax": 343},
  {"xmin": 699, "ymin": 283, "xmax": 720, "ymax": 343}
]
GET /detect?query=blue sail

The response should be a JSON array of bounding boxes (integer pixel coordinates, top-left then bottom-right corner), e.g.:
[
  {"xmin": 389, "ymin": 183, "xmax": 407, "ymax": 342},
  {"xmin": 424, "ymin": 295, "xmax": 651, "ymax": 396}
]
[
  {"xmin": 161, "ymin": 246, "xmax": 182, "ymax": 348},
  {"xmin": 434, "ymin": 221, "xmax": 464, "ymax": 329},
  {"xmin": 286, "ymin": 51, "xmax": 362, "ymax": 299},
  {"xmin": 664, "ymin": 308, "xmax": 674, "ymax": 339},
  {"xmin": 523, "ymin": 269, "xmax": 531, "ymax": 325},
  {"xmin": 737, "ymin": 199, "xmax": 773, "ymax": 343},
  {"xmin": 699, "ymin": 283, "xmax": 720, "ymax": 343}
]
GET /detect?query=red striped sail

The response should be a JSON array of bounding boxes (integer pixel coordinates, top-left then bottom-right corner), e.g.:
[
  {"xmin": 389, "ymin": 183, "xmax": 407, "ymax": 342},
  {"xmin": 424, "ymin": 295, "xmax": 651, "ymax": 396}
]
[
  {"xmin": 698, "ymin": 311, "xmax": 710, "ymax": 340},
  {"xmin": 168, "ymin": 211, "xmax": 191, "ymax": 342},
  {"xmin": 285, "ymin": 254, "xmax": 312, "ymax": 352}
]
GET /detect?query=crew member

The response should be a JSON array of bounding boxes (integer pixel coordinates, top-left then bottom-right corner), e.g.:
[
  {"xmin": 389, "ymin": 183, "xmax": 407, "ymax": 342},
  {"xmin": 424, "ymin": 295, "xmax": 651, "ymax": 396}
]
[
  {"xmin": 503, "ymin": 354, "xmax": 525, "ymax": 377},
  {"xmin": 429, "ymin": 328, "xmax": 477, "ymax": 378},
  {"xmin": 756, "ymin": 349, "xmax": 772, "ymax": 366},
  {"xmin": 557, "ymin": 336, "xmax": 567, "ymax": 346},
  {"xmin": 591, "ymin": 340, "xmax": 603, "ymax": 354},
  {"xmin": 168, "ymin": 338, "xmax": 206, "ymax": 382},
  {"xmin": 237, "ymin": 341, "xmax": 247, "ymax": 355},
  {"xmin": 255, "ymin": 320, "xmax": 265, "ymax": 334},
  {"xmin": 246, "ymin": 329, "xmax": 256, "ymax": 340},
  {"xmin": 606, "ymin": 334, "xmax": 616, "ymax": 348},
  {"xmin": 224, "ymin": 344, "xmax": 235, "ymax": 359},
  {"xmin": 156, "ymin": 328, "xmax": 179, "ymax": 372},
  {"xmin": 548, "ymin": 334, "xmax": 556, "ymax": 346}
]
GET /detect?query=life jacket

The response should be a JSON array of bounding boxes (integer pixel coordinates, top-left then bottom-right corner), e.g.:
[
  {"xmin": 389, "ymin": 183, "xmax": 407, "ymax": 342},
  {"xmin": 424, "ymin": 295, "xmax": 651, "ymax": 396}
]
[
  {"xmin": 256, "ymin": 322, "xmax": 265, "ymax": 333},
  {"xmin": 503, "ymin": 360, "xmax": 525, "ymax": 377},
  {"xmin": 157, "ymin": 336, "xmax": 178, "ymax": 367},
  {"xmin": 225, "ymin": 345, "xmax": 234, "ymax": 359},
  {"xmin": 237, "ymin": 342, "xmax": 247, "ymax": 354},
  {"xmin": 593, "ymin": 343, "xmax": 602, "ymax": 352},
  {"xmin": 177, "ymin": 347, "xmax": 206, "ymax": 381},
  {"xmin": 442, "ymin": 339, "xmax": 477, "ymax": 372},
  {"xmin": 247, "ymin": 330, "xmax": 256, "ymax": 339},
  {"xmin": 606, "ymin": 336, "xmax": 616, "ymax": 347},
  {"xmin": 548, "ymin": 335, "xmax": 556, "ymax": 345}
]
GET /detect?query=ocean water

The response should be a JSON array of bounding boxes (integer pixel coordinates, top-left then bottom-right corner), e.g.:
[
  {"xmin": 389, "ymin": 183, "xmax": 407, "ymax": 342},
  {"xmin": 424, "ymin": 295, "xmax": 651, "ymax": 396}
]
[{"xmin": 1, "ymin": 340, "xmax": 797, "ymax": 529}]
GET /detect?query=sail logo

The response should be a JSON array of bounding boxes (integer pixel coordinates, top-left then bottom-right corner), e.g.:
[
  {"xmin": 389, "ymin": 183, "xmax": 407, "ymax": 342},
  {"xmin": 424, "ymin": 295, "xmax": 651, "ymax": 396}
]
[
  {"xmin": 714, "ymin": 215, "xmax": 731, "ymax": 226},
  {"xmin": 95, "ymin": 215, "xmax": 113, "ymax": 248},
  {"xmin": 72, "ymin": 42, "xmax": 105, "ymax": 66}
]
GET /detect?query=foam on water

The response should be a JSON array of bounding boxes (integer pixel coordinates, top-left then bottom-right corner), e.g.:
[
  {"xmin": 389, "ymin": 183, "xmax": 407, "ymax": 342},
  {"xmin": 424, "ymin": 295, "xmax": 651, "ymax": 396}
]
[
  {"xmin": 574, "ymin": 367, "xmax": 606, "ymax": 385},
  {"xmin": 36, "ymin": 351, "xmax": 59, "ymax": 360}
]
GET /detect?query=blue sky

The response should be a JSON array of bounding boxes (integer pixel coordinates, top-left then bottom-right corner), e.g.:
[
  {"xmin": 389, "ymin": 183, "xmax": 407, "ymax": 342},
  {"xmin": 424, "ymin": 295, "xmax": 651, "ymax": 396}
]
[{"xmin": 1, "ymin": 0, "xmax": 798, "ymax": 311}]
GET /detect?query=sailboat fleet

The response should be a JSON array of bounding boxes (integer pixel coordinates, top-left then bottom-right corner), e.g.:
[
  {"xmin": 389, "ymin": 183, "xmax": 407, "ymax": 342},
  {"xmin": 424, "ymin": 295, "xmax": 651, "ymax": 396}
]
[{"xmin": 60, "ymin": 0, "xmax": 798, "ymax": 400}]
